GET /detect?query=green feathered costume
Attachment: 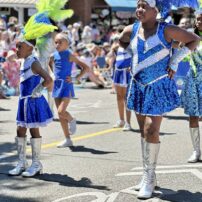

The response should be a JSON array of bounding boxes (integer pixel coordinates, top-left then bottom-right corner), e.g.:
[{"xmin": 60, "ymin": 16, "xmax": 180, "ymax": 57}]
[{"xmin": 35, "ymin": 0, "xmax": 74, "ymax": 50}]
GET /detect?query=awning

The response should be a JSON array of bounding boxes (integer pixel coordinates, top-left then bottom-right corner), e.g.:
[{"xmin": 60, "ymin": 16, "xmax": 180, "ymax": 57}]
[
  {"xmin": 104, "ymin": 0, "xmax": 137, "ymax": 12},
  {"xmin": 0, "ymin": 0, "xmax": 36, "ymax": 8}
]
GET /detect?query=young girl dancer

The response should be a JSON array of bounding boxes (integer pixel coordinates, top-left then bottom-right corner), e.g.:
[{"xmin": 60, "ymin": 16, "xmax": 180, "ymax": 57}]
[
  {"xmin": 49, "ymin": 32, "xmax": 89, "ymax": 147},
  {"xmin": 181, "ymin": 7, "xmax": 202, "ymax": 163},
  {"xmin": 113, "ymin": 45, "xmax": 132, "ymax": 131},
  {"xmin": 36, "ymin": 0, "xmax": 73, "ymax": 117},
  {"xmin": 8, "ymin": 9, "xmax": 57, "ymax": 177},
  {"xmin": 120, "ymin": 0, "xmax": 200, "ymax": 199}
]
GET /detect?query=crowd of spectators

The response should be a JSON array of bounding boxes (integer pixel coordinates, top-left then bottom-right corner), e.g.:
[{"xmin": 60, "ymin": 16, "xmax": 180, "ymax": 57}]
[
  {"xmin": 0, "ymin": 16, "xmax": 125, "ymax": 99},
  {"xmin": 0, "ymin": 13, "xmax": 197, "ymax": 99}
]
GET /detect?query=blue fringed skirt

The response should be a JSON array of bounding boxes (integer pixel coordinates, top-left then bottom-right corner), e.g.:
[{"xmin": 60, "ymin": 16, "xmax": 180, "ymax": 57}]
[
  {"xmin": 113, "ymin": 69, "xmax": 131, "ymax": 87},
  {"xmin": 127, "ymin": 76, "xmax": 180, "ymax": 116},
  {"xmin": 52, "ymin": 79, "xmax": 75, "ymax": 98},
  {"xmin": 17, "ymin": 96, "xmax": 53, "ymax": 128},
  {"xmin": 181, "ymin": 72, "xmax": 202, "ymax": 116}
]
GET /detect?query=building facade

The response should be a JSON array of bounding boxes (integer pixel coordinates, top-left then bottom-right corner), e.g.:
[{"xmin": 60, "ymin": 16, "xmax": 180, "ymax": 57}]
[{"xmin": 68, "ymin": 0, "xmax": 108, "ymax": 25}]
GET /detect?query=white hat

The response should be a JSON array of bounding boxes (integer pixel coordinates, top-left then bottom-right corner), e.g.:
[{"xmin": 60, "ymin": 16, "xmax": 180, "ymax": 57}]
[
  {"xmin": 6, "ymin": 50, "xmax": 16, "ymax": 59},
  {"xmin": 138, "ymin": 0, "xmax": 156, "ymax": 7},
  {"xmin": 73, "ymin": 23, "xmax": 80, "ymax": 28}
]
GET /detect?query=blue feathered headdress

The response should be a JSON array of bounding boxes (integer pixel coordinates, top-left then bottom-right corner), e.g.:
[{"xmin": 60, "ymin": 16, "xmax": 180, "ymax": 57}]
[
  {"xmin": 143, "ymin": 0, "xmax": 199, "ymax": 19},
  {"xmin": 195, "ymin": 0, "xmax": 202, "ymax": 15}
]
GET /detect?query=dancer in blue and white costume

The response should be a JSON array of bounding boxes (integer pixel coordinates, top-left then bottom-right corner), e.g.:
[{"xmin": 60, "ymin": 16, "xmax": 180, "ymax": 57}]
[
  {"xmin": 113, "ymin": 46, "xmax": 132, "ymax": 131},
  {"xmin": 8, "ymin": 12, "xmax": 57, "ymax": 177},
  {"xmin": 9, "ymin": 40, "xmax": 54, "ymax": 177},
  {"xmin": 17, "ymin": 54, "xmax": 53, "ymax": 129},
  {"xmin": 35, "ymin": 0, "xmax": 73, "ymax": 117},
  {"xmin": 119, "ymin": 0, "xmax": 200, "ymax": 199},
  {"xmin": 49, "ymin": 32, "xmax": 89, "ymax": 148},
  {"xmin": 181, "ymin": 6, "xmax": 202, "ymax": 163}
]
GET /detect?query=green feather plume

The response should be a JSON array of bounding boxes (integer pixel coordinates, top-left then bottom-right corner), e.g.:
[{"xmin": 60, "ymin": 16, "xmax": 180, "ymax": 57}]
[
  {"xmin": 36, "ymin": 0, "xmax": 74, "ymax": 22},
  {"xmin": 23, "ymin": 13, "xmax": 58, "ymax": 40}
]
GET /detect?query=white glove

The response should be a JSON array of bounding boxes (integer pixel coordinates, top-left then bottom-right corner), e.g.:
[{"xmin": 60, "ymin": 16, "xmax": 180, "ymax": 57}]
[
  {"xmin": 31, "ymin": 83, "xmax": 45, "ymax": 98},
  {"xmin": 169, "ymin": 46, "xmax": 191, "ymax": 72}
]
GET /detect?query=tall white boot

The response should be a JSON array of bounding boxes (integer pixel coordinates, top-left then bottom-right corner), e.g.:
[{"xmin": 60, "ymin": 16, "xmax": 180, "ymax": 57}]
[
  {"xmin": 22, "ymin": 138, "xmax": 43, "ymax": 177},
  {"xmin": 188, "ymin": 128, "xmax": 201, "ymax": 163},
  {"xmin": 134, "ymin": 138, "xmax": 157, "ymax": 191},
  {"xmin": 8, "ymin": 137, "xmax": 28, "ymax": 176},
  {"xmin": 134, "ymin": 138, "xmax": 146, "ymax": 191},
  {"xmin": 138, "ymin": 142, "xmax": 160, "ymax": 199}
]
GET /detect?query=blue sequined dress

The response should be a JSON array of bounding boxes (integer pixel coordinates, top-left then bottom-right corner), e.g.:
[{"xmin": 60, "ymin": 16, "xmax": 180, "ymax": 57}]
[
  {"xmin": 127, "ymin": 22, "xmax": 180, "ymax": 116},
  {"xmin": 113, "ymin": 47, "xmax": 131, "ymax": 87},
  {"xmin": 17, "ymin": 55, "xmax": 53, "ymax": 128},
  {"xmin": 52, "ymin": 49, "xmax": 75, "ymax": 98},
  {"xmin": 181, "ymin": 42, "xmax": 202, "ymax": 116}
]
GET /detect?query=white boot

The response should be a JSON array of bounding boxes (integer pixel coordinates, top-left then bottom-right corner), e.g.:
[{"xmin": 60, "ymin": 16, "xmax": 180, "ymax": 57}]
[
  {"xmin": 188, "ymin": 128, "xmax": 201, "ymax": 163},
  {"xmin": 22, "ymin": 138, "xmax": 43, "ymax": 177},
  {"xmin": 138, "ymin": 142, "xmax": 160, "ymax": 199},
  {"xmin": 134, "ymin": 137, "xmax": 146, "ymax": 191},
  {"xmin": 9, "ymin": 137, "xmax": 28, "ymax": 176},
  {"xmin": 134, "ymin": 138, "xmax": 157, "ymax": 191}
]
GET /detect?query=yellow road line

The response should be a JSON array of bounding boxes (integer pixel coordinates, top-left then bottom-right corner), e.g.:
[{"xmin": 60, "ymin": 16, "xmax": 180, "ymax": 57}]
[{"xmin": 27, "ymin": 128, "xmax": 122, "ymax": 151}]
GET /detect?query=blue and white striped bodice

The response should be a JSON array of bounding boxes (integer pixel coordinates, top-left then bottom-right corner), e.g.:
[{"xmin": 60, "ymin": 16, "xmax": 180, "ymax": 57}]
[
  {"xmin": 115, "ymin": 47, "xmax": 132, "ymax": 70},
  {"xmin": 20, "ymin": 55, "xmax": 41, "ymax": 97},
  {"xmin": 130, "ymin": 22, "xmax": 172, "ymax": 85}
]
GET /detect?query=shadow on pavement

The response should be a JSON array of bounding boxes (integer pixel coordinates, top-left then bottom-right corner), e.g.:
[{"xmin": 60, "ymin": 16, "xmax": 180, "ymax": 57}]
[
  {"xmin": 0, "ymin": 142, "xmax": 18, "ymax": 174},
  {"xmin": 164, "ymin": 115, "xmax": 188, "ymax": 121},
  {"xmin": 79, "ymin": 85, "xmax": 106, "ymax": 90},
  {"xmin": 69, "ymin": 145, "xmax": 118, "ymax": 155},
  {"xmin": 0, "ymin": 142, "xmax": 16, "ymax": 154},
  {"xmin": 76, "ymin": 120, "xmax": 109, "ymax": 125},
  {"xmin": 130, "ymin": 129, "xmax": 176, "ymax": 136},
  {"xmin": 53, "ymin": 119, "xmax": 109, "ymax": 125},
  {"xmin": 0, "ymin": 196, "xmax": 38, "ymax": 202},
  {"xmin": 36, "ymin": 174, "xmax": 110, "ymax": 191},
  {"xmin": 130, "ymin": 129, "xmax": 140, "ymax": 133},
  {"xmin": 0, "ymin": 107, "xmax": 10, "ymax": 111},
  {"xmin": 0, "ymin": 120, "xmax": 14, "ymax": 123},
  {"xmin": 158, "ymin": 188, "xmax": 202, "ymax": 202},
  {"xmin": 160, "ymin": 132, "xmax": 176, "ymax": 136}
]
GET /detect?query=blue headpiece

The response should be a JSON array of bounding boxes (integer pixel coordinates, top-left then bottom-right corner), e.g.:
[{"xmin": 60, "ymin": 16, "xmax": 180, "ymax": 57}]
[
  {"xmin": 172, "ymin": 0, "xmax": 199, "ymax": 10},
  {"xmin": 195, "ymin": 0, "xmax": 202, "ymax": 15},
  {"xmin": 143, "ymin": 0, "xmax": 199, "ymax": 19}
]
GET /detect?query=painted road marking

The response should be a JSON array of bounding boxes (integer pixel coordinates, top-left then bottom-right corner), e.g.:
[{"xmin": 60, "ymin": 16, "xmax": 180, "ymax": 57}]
[
  {"xmin": 40, "ymin": 128, "xmax": 122, "ymax": 150},
  {"xmin": 117, "ymin": 164, "xmax": 202, "ymax": 178},
  {"xmin": 70, "ymin": 100, "xmax": 102, "ymax": 109},
  {"xmin": 116, "ymin": 169, "xmax": 202, "ymax": 180},
  {"xmin": 52, "ymin": 164, "xmax": 202, "ymax": 202},
  {"xmin": 131, "ymin": 164, "xmax": 202, "ymax": 170},
  {"xmin": 0, "ymin": 128, "xmax": 122, "ymax": 160},
  {"xmin": 0, "ymin": 153, "xmax": 15, "ymax": 161}
]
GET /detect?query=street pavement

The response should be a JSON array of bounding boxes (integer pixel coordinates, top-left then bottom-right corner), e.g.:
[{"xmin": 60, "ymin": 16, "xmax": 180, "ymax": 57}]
[{"xmin": 0, "ymin": 83, "xmax": 202, "ymax": 202}]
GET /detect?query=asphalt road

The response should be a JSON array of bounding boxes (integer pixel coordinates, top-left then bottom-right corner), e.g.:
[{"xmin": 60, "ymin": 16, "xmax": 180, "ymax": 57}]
[{"xmin": 0, "ymin": 83, "xmax": 202, "ymax": 202}]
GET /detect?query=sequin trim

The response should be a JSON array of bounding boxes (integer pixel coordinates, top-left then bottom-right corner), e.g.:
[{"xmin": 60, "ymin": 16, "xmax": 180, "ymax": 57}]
[{"xmin": 131, "ymin": 73, "xmax": 168, "ymax": 87}]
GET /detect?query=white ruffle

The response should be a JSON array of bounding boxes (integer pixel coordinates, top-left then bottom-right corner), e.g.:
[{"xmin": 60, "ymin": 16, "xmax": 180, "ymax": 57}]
[
  {"xmin": 114, "ymin": 83, "xmax": 128, "ymax": 88},
  {"xmin": 17, "ymin": 118, "xmax": 53, "ymax": 128}
]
